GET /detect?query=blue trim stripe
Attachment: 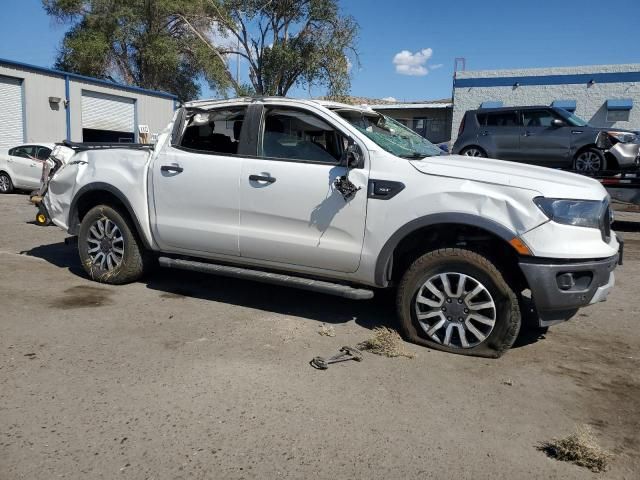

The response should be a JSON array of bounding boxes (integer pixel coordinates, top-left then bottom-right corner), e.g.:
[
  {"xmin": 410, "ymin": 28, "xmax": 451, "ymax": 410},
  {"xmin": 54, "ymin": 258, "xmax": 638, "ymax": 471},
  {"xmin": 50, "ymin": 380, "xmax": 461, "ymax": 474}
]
[
  {"xmin": 0, "ymin": 57, "xmax": 178, "ymax": 100},
  {"xmin": 454, "ymin": 71, "xmax": 640, "ymax": 88},
  {"xmin": 64, "ymin": 75, "xmax": 71, "ymax": 141},
  {"xmin": 606, "ymin": 98, "xmax": 633, "ymax": 111},
  {"xmin": 551, "ymin": 100, "xmax": 577, "ymax": 112},
  {"xmin": 480, "ymin": 101, "xmax": 503, "ymax": 108}
]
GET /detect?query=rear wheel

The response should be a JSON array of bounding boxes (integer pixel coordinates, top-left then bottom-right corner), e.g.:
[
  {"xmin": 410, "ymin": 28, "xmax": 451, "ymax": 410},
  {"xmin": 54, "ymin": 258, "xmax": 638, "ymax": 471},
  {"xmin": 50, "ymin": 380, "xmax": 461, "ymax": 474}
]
[
  {"xmin": 574, "ymin": 148, "xmax": 606, "ymax": 173},
  {"xmin": 396, "ymin": 248, "xmax": 521, "ymax": 357},
  {"xmin": 461, "ymin": 147, "xmax": 486, "ymax": 158},
  {"xmin": 0, "ymin": 172, "xmax": 14, "ymax": 194},
  {"xmin": 78, "ymin": 205, "xmax": 146, "ymax": 284}
]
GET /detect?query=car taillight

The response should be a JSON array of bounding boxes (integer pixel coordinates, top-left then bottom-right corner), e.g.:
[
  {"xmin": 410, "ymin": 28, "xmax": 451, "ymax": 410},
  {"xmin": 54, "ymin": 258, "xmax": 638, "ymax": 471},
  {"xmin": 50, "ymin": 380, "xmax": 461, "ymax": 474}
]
[{"xmin": 458, "ymin": 115, "xmax": 466, "ymax": 136}]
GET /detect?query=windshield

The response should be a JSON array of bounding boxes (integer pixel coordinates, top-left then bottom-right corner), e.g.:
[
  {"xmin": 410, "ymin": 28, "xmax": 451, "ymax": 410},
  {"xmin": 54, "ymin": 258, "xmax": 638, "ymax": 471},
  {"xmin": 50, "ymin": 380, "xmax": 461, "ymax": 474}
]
[
  {"xmin": 555, "ymin": 108, "xmax": 589, "ymax": 127},
  {"xmin": 336, "ymin": 110, "xmax": 442, "ymax": 158}
]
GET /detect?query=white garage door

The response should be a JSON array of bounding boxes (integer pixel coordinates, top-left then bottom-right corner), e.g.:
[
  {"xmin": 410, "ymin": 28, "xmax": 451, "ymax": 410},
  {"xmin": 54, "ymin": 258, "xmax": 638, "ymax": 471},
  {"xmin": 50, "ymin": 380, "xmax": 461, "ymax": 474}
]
[
  {"xmin": 0, "ymin": 76, "xmax": 25, "ymax": 149},
  {"xmin": 81, "ymin": 90, "xmax": 135, "ymax": 133}
]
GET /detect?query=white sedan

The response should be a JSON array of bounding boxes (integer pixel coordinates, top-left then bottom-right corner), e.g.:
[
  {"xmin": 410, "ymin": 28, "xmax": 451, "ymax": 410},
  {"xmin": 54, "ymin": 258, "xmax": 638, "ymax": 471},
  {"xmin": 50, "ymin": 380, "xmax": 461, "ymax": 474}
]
[{"xmin": 0, "ymin": 143, "xmax": 55, "ymax": 193}]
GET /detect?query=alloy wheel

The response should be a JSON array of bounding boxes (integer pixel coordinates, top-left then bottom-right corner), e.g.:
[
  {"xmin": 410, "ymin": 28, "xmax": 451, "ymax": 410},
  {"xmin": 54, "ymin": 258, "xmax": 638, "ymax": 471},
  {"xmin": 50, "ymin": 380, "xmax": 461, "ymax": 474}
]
[
  {"xmin": 575, "ymin": 151, "xmax": 602, "ymax": 172},
  {"xmin": 463, "ymin": 148, "xmax": 484, "ymax": 157},
  {"xmin": 0, "ymin": 175, "xmax": 10, "ymax": 192},
  {"xmin": 86, "ymin": 217, "xmax": 125, "ymax": 271},
  {"xmin": 414, "ymin": 272, "xmax": 497, "ymax": 349}
]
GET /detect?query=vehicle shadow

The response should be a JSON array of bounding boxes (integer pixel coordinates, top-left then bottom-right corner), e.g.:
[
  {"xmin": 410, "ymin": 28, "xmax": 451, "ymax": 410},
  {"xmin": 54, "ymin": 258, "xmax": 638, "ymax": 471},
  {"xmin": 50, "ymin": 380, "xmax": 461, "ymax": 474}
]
[{"xmin": 24, "ymin": 240, "xmax": 543, "ymax": 351}]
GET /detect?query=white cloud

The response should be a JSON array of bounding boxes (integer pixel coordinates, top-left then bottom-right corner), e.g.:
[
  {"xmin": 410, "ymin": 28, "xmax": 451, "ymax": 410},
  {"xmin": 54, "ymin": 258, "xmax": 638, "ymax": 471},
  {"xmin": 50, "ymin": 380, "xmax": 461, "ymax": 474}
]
[
  {"xmin": 392, "ymin": 48, "xmax": 434, "ymax": 76},
  {"xmin": 382, "ymin": 96, "xmax": 397, "ymax": 102},
  {"xmin": 430, "ymin": 63, "xmax": 444, "ymax": 70}
]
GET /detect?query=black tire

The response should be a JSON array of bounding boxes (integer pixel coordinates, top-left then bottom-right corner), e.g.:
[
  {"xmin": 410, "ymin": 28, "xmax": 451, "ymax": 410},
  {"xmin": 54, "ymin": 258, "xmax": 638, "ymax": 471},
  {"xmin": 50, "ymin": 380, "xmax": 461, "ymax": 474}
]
[
  {"xmin": 35, "ymin": 211, "xmax": 51, "ymax": 226},
  {"xmin": 396, "ymin": 248, "xmax": 521, "ymax": 358},
  {"xmin": 460, "ymin": 146, "xmax": 487, "ymax": 158},
  {"xmin": 78, "ymin": 205, "xmax": 147, "ymax": 284},
  {"xmin": 573, "ymin": 148, "xmax": 606, "ymax": 173},
  {"xmin": 0, "ymin": 172, "xmax": 14, "ymax": 194}
]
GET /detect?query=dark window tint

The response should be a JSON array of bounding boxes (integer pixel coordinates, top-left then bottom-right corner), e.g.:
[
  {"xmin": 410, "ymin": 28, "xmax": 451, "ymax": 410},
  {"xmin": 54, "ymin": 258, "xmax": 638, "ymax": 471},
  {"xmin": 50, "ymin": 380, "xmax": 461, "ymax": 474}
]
[
  {"xmin": 476, "ymin": 113, "xmax": 487, "ymax": 126},
  {"xmin": 522, "ymin": 110, "xmax": 558, "ymax": 128},
  {"xmin": 261, "ymin": 108, "xmax": 344, "ymax": 163},
  {"xmin": 180, "ymin": 107, "xmax": 247, "ymax": 155},
  {"xmin": 12, "ymin": 146, "xmax": 36, "ymax": 158},
  {"xmin": 36, "ymin": 146, "xmax": 52, "ymax": 160},
  {"xmin": 486, "ymin": 112, "xmax": 519, "ymax": 127}
]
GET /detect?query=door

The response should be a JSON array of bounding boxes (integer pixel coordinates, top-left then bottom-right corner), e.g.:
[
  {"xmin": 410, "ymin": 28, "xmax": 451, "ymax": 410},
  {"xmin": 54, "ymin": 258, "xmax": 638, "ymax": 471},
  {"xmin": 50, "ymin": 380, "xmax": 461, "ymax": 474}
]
[
  {"xmin": 520, "ymin": 109, "xmax": 571, "ymax": 167},
  {"xmin": 8, "ymin": 145, "xmax": 40, "ymax": 188},
  {"xmin": 151, "ymin": 105, "xmax": 248, "ymax": 256},
  {"xmin": 239, "ymin": 105, "xmax": 368, "ymax": 273},
  {"xmin": 477, "ymin": 110, "xmax": 521, "ymax": 160},
  {"xmin": 0, "ymin": 76, "xmax": 24, "ymax": 150},
  {"xmin": 81, "ymin": 91, "xmax": 135, "ymax": 142}
]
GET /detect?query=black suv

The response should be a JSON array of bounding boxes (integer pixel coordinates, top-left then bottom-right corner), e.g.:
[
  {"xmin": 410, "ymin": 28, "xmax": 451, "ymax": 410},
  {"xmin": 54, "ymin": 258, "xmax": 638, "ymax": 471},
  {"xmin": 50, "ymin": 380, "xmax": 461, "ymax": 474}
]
[{"xmin": 452, "ymin": 106, "xmax": 639, "ymax": 172}]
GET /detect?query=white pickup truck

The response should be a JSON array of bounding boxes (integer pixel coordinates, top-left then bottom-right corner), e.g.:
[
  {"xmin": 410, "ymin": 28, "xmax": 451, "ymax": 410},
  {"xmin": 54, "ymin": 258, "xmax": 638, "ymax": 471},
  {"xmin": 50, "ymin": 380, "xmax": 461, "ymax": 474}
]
[{"xmin": 42, "ymin": 97, "xmax": 622, "ymax": 357}]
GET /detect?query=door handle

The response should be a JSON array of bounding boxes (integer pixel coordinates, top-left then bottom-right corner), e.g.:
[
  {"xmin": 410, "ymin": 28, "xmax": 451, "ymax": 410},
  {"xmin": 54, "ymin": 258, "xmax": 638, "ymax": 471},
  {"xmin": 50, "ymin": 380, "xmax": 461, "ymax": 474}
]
[
  {"xmin": 160, "ymin": 164, "xmax": 184, "ymax": 173},
  {"xmin": 249, "ymin": 174, "xmax": 276, "ymax": 184}
]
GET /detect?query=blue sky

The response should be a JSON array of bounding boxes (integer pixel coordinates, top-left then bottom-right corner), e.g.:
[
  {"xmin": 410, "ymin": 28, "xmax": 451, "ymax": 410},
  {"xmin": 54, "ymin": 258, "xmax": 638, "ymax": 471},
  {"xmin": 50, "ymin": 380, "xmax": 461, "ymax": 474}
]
[{"xmin": 1, "ymin": 0, "xmax": 639, "ymax": 101}]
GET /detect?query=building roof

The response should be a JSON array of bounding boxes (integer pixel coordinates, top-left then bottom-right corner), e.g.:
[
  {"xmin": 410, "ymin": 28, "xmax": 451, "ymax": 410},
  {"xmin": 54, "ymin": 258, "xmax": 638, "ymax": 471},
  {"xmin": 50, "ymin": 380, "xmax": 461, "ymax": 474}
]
[{"xmin": 0, "ymin": 57, "xmax": 178, "ymax": 100}]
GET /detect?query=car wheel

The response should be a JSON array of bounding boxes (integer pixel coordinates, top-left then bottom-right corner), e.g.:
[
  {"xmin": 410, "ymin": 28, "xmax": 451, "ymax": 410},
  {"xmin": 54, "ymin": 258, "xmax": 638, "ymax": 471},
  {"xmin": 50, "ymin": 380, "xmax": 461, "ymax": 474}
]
[
  {"xmin": 35, "ymin": 211, "xmax": 51, "ymax": 226},
  {"xmin": 78, "ymin": 205, "xmax": 147, "ymax": 284},
  {"xmin": 461, "ymin": 147, "xmax": 486, "ymax": 158},
  {"xmin": 574, "ymin": 148, "xmax": 606, "ymax": 173},
  {"xmin": 0, "ymin": 172, "xmax": 14, "ymax": 194},
  {"xmin": 396, "ymin": 248, "xmax": 521, "ymax": 358}
]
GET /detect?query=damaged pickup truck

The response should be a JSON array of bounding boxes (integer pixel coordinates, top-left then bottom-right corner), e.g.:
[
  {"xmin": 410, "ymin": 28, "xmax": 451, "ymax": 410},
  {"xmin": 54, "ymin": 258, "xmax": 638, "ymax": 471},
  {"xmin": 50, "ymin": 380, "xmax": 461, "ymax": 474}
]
[{"xmin": 42, "ymin": 97, "xmax": 622, "ymax": 357}]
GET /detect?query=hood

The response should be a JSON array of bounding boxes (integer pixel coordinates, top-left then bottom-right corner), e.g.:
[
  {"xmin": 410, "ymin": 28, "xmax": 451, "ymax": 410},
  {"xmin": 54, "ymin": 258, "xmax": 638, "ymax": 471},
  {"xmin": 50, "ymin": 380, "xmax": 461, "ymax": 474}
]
[{"xmin": 410, "ymin": 155, "xmax": 607, "ymax": 201}]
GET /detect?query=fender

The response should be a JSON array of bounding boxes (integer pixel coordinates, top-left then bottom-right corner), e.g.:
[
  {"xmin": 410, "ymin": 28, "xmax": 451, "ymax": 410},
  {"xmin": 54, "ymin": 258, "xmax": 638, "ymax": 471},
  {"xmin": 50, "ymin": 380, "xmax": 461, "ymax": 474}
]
[
  {"xmin": 68, "ymin": 182, "xmax": 152, "ymax": 249},
  {"xmin": 374, "ymin": 212, "xmax": 519, "ymax": 286}
]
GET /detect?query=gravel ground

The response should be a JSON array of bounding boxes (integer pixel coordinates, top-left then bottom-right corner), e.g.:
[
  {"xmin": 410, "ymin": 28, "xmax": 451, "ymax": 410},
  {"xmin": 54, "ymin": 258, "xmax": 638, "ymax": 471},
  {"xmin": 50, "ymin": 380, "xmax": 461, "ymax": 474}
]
[{"xmin": 1, "ymin": 193, "xmax": 639, "ymax": 479}]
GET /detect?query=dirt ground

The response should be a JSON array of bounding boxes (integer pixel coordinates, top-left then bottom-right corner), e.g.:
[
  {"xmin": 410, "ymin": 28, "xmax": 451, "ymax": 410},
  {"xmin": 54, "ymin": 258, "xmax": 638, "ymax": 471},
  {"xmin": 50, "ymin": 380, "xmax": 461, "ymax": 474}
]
[{"xmin": 1, "ymin": 193, "xmax": 639, "ymax": 479}]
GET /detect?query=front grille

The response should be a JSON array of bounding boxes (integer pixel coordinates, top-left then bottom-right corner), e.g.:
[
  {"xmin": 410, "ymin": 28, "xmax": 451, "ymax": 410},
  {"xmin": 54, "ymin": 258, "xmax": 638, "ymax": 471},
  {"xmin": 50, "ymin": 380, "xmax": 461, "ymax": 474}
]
[{"xmin": 600, "ymin": 200, "xmax": 611, "ymax": 243}]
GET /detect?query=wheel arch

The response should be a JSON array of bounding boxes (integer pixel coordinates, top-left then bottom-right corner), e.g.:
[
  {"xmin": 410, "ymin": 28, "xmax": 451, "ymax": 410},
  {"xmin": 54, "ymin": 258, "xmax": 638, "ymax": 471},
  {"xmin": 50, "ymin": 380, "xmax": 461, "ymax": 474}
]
[
  {"xmin": 574, "ymin": 144, "xmax": 613, "ymax": 169},
  {"xmin": 460, "ymin": 145, "xmax": 488, "ymax": 156},
  {"xmin": 374, "ymin": 214, "xmax": 529, "ymax": 289},
  {"xmin": 68, "ymin": 183, "xmax": 151, "ymax": 249}
]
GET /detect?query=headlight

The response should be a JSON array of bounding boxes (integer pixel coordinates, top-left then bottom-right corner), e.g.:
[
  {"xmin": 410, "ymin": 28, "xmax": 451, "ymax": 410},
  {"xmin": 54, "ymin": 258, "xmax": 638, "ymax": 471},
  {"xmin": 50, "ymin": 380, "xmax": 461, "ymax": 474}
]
[
  {"xmin": 533, "ymin": 197, "xmax": 604, "ymax": 229},
  {"xmin": 607, "ymin": 131, "xmax": 638, "ymax": 143}
]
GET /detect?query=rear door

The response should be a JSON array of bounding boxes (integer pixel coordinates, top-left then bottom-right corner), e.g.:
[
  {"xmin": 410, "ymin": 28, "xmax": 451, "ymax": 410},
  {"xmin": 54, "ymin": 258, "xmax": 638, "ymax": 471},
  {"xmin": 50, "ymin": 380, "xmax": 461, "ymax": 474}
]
[
  {"xmin": 520, "ymin": 109, "xmax": 571, "ymax": 167},
  {"xmin": 239, "ymin": 104, "xmax": 368, "ymax": 272},
  {"xmin": 479, "ymin": 110, "xmax": 521, "ymax": 160},
  {"xmin": 9, "ymin": 145, "xmax": 40, "ymax": 188},
  {"xmin": 150, "ymin": 105, "xmax": 248, "ymax": 256}
]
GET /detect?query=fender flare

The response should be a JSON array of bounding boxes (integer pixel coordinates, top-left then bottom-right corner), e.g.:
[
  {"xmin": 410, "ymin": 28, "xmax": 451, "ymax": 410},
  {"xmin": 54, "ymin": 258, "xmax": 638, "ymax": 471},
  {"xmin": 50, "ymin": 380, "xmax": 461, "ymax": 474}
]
[
  {"xmin": 68, "ymin": 182, "xmax": 151, "ymax": 249},
  {"xmin": 374, "ymin": 213, "xmax": 518, "ymax": 286}
]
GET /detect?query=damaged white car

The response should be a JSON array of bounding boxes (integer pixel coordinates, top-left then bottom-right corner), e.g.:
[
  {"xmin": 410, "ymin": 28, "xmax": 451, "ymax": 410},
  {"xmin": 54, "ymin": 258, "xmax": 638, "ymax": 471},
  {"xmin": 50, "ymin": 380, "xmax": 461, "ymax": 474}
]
[{"xmin": 40, "ymin": 97, "xmax": 622, "ymax": 357}]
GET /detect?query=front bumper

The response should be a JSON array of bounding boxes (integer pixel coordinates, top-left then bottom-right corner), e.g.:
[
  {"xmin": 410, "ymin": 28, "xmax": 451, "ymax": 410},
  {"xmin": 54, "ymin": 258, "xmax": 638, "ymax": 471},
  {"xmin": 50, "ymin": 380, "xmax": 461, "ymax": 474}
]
[
  {"xmin": 609, "ymin": 142, "xmax": 640, "ymax": 168},
  {"xmin": 519, "ymin": 251, "xmax": 620, "ymax": 327}
]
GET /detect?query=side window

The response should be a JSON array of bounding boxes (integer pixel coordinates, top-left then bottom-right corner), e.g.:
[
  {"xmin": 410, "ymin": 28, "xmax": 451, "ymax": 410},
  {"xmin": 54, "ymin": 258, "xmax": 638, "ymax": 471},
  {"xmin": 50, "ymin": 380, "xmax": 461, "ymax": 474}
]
[
  {"xmin": 261, "ymin": 108, "xmax": 344, "ymax": 164},
  {"xmin": 180, "ymin": 106, "xmax": 247, "ymax": 155},
  {"xmin": 476, "ymin": 113, "xmax": 487, "ymax": 126},
  {"xmin": 486, "ymin": 112, "xmax": 519, "ymax": 127},
  {"xmin": 13, "ymin": 146, "xmax": 36, "ymax": 158},
  {"xmin": 36, "ymin": 147, "xmax": 52, "ymax": 160},
  {"xmin": 523, "ymin": 110, "xmax": 558, "ymax": 128}
]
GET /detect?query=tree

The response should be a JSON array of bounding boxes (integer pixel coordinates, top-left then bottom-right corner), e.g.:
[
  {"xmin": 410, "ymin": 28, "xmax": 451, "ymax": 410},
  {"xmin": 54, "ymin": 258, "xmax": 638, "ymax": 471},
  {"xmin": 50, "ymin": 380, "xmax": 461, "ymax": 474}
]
[
  {"xmin": 175, "ymin": 0, "xmax": 358, "ymax": 98},
  {"xmin": 43, "ymin": 0, "xmax": 230, "ymax": 102}
]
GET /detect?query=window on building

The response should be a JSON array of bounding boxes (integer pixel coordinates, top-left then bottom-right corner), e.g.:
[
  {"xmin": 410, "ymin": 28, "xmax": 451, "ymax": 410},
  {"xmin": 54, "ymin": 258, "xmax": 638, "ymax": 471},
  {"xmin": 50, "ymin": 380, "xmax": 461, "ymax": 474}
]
[{"xmin": 606, "ymin": 110, "xmax": 631, "ymax": 122}]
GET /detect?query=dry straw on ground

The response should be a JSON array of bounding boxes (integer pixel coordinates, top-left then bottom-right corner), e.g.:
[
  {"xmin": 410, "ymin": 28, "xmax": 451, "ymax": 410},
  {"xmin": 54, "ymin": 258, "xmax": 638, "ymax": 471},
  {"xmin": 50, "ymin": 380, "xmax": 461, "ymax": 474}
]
[
  {"xmin": 358, "ymin": 327, "xmax": 415, "ymax": 359},
  {"xmin": 318, "ymin": 324, "xmax": 336, "ymax": 337},
  {"xmin": 538, "ymin": 425, "xmax": 612, "ymax": 472}
]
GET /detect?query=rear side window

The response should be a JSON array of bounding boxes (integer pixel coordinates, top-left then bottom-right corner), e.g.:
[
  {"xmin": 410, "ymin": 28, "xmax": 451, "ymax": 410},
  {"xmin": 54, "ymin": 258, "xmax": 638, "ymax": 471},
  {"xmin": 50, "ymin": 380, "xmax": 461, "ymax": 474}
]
[
  {"xmin": 476, "ymin": 113, "xmax": 487, "ymax": 126},
  {"xmin": 12, "ymin": 146, "xmax": 36, "ymax": 158},
  {"xmin": 486, "ymin": 112, "xmax": 519, "ymax": 127},
  {"xmin": 180, "ymin": 107, "xmax": 247, "ymax": 155},
  {"xmin": 260, "ymin": 108, "xmax": 345, "ymax": 164}
]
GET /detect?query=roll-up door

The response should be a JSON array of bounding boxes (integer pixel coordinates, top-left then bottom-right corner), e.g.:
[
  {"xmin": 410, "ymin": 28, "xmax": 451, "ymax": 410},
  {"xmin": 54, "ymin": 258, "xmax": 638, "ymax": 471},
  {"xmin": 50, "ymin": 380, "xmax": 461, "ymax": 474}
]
[
  {"xmin": 0, "ymin": 76, "xmax": 25, "ymax": 149},
  {"xmin": 81, "ymin": 90, "xmax": 135, "ymax": 142}
]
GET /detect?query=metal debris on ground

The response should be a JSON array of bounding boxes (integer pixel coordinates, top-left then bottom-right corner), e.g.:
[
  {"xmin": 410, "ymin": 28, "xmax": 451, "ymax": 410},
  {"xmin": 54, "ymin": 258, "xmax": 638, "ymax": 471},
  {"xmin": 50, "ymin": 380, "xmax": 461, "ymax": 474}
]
[
  {"xmin": 310, "ymin": 346, "xmax": 363, "ymax": 370},
  {"xmin": 318, "ymin": 324, "xmax": 336, "ymax": 337},
  {"xmin": 358, "ymin": 327, "xmax": 415, "ymax": 359},
  {"xmin": 538, "ymin": 425, "xmax": 612, "ymax": 472}
]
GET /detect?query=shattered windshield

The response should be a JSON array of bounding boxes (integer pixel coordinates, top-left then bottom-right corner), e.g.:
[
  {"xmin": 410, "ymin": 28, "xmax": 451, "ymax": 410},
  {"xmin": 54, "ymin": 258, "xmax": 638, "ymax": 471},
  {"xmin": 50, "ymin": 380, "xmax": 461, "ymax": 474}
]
[{"xmin": 336, "ymin": 110, "xmax": 442, "ymax": 159}]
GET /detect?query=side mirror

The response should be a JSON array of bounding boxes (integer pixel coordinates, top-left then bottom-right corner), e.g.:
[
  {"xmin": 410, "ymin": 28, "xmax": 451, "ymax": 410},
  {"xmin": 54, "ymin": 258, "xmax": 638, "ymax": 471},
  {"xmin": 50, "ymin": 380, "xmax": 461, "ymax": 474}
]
[
  {"xmin": 343, "ymin": 139, "xmax": 363, "ymax": 168},
  {"xmin": 551, "ymin": 119, "xmax": 565, "ymax": 128}
]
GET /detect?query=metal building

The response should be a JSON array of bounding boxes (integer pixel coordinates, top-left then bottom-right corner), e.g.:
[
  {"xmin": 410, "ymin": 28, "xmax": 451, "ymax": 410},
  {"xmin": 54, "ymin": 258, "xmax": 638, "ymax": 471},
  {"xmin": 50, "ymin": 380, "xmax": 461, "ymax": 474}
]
[
  {"xmin": 0, "ymin": 57, "xmax": 178, "ymax": 149},
  {"xmin": 452, "ymin": 64, "xmax": 640, "ymax": 142},
  {"xmin": 371, "ymin": 100, "xmax": 453, "ymax": 144}
]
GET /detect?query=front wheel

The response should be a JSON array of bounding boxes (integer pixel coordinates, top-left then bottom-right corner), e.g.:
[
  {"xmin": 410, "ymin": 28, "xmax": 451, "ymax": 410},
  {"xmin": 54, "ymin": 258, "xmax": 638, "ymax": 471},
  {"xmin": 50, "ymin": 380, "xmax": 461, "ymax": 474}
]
[
  {"xmin": 396, "ymin": 248, "xmax": 521, "ymax": 357},
  {"xmin": 574, "ymin": 148, "xmax": 606, "ymax": 173},
  {"xmin": 78, "ymin": 205, "xmax": 146, "ymax": 284}
]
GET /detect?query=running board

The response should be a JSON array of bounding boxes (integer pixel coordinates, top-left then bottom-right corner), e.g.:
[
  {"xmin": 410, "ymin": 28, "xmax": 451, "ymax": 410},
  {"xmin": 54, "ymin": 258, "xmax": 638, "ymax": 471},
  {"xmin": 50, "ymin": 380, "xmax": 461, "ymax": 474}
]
[{"xmin": 158, "ymin": 257, "xmax": 374, "ymax": 300}]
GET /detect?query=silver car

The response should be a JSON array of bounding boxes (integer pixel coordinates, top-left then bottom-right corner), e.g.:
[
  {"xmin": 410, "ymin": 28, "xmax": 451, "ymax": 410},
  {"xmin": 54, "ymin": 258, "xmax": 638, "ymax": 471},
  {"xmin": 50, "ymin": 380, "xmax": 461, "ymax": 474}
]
[{"xmin": 452, "ymin": 106, "xmax": 640, "ymax": 173}]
